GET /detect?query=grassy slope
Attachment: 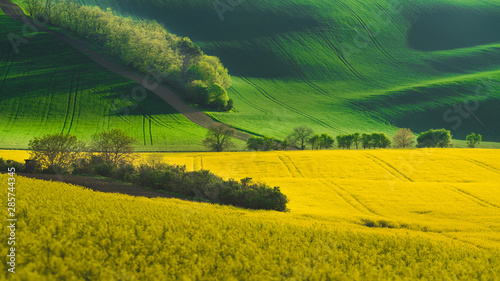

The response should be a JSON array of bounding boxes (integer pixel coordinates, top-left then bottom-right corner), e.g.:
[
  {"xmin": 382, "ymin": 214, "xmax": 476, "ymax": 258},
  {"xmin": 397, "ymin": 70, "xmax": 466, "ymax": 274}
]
[
  {"xmin": 0, "ymin": 14, "xmax": 221, "ymax": 152},
  {"xmin": 69, "ymin": 0, "xmax": 500, "ymax": 147}
]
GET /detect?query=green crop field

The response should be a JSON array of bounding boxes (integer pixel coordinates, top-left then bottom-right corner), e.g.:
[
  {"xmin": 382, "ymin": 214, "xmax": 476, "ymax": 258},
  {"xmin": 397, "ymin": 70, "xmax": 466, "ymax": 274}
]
[
  {"xmin": 2, "ymin": 0, "xmax": 500, "ymax": 150},
  {"xmin": 0, "ymin": 13, "xmax": 223, "ymax": 151},
  {"xmin": 64, "ymin": 0, "xmax": 500, "ymax": 147}
]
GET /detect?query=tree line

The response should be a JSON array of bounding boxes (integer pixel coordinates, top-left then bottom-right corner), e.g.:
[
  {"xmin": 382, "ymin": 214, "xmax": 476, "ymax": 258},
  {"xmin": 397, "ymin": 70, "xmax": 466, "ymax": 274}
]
[
  {"xmin": 14, "ymin": 130, "xmax": 289, "ymax": 212},
  {"xmin": 24, "ymin": 0, "xmax": 233, "ymax": 110},
  {"xmin": 202, "ymin": 125, "xmax": 483, "ymax": 152}
]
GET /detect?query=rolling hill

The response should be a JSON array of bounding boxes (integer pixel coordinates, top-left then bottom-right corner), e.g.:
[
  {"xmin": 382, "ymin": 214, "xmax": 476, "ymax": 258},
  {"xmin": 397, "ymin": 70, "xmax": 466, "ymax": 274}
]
[
  {"xmin": 1, "ymin": 0, "xmax": 499, "ymax": 150},
  {"xmin": 68, "ymin": 0, "xmax": 500, "ymax": 145},
  {"xmin": 0, "ymin": 7, "xmax": 232, "ymax": 151}
]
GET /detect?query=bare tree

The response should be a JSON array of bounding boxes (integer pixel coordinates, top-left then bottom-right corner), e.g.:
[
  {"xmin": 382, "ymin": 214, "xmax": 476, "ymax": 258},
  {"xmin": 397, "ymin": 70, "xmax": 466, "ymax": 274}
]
[
  {"xmin": 202, "ymin": 123, "xmax": 235, "ymax": 152},
  {"xmin": 286, "ymin": 126, "xmax": 314, "ymax": 150},
  {"xmin": 392, "ymin": 128, "xmax": 415, "ymax": 148}
]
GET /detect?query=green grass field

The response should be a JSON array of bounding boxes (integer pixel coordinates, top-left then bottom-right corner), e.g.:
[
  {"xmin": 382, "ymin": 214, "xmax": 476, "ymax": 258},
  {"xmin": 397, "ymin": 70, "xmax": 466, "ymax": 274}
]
[
  {"xmin": 0, "ymin": 14, "xmax": 221, "ymax": 151},
  {"xmin": 65, "ymin": 0, "xmax": 500, "ymax": 146}
]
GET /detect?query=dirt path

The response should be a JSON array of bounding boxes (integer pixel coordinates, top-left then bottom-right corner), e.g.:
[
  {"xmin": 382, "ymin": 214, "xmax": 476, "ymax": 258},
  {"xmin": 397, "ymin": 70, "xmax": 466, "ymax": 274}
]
[
  {"xmin": 0, "ymin": 0, "xmax": 252, "ymax": 141},
  {"xmin": 19, "ymin": 173, "xmax": 186, "ymax": 199}
]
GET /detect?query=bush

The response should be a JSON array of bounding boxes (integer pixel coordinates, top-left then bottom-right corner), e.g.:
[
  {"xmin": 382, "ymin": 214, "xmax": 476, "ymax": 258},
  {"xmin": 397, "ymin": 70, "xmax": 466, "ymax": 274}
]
[
  {"xmin": 0, "ymin": 158, "xmax": 24, "ymax": 173},
  {"xmin": 207, "ymin": 83, "xmax": 229, "ymax": 110},
  {"xmin": 219, "ymin": 178, "xmax": 289, "ymax": 212},
  {"xmin": 127, "ymin": 161, "xmax": 289, "ymax": 212},
  {"xmin": 92, "ymin": 163, "xmax": 116, "ymax": 177},
  {"xmin": 417, "ymin": 129, "xmax": 452, "ymax": 148},
  {"xmin": 246, "ymin": 136, "xmax": 277, "ymax": 151}
]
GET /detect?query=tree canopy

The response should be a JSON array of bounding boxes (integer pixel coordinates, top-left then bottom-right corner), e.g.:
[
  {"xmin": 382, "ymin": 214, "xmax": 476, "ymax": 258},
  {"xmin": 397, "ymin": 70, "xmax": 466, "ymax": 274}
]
[{"xmin": 28, "ymin": 0, "xmax": 232, "ymax": 110}]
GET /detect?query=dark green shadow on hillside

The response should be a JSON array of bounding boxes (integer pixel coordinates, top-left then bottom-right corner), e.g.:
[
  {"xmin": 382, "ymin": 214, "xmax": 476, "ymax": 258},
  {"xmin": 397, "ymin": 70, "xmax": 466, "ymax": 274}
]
[{"xmin": 408, "ymin": 8, "xmax": 500, "ymax": 51}]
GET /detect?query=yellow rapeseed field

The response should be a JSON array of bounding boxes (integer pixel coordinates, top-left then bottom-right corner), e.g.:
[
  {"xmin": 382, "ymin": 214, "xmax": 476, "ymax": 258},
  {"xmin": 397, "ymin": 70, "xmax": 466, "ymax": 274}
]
[{"xmin": 1, "ymin": 149, "xmax": 499, "ymax": 279}]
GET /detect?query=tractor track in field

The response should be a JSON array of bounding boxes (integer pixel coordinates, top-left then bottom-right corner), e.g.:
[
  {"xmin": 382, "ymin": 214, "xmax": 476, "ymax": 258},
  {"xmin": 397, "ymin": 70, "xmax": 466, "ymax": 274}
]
[
  {"xmin": 67, "ymin": 70, "xmax": 80, "ymax": 134},
  {"xmin": 369, "ymin": 0, "xmax": 407, "ymax": 37},
  {"xmin": 213, "ymin": 41, "xmax": 343, "ymax": 132},
  {"xmin": 0, "ymin": 53, "xmax": 14, "ymax": 97},
  {"xmin": 0, "ymin": 70, "xmax": 26, "ymax": 143},
  {"xmin": 277, "ymin": 155, "xmax": 303, "ymax": 178},
  {"xmin": 465, "ymin": 158, "xmax": 500, "ymax": 175},
  {"xmin": 92, "ymin": 85, "xmax": 132, "ymax": 126},
  {"xmin": 444, "ymin": 185, "xmax": 500, "ymax": 209},
  {"xmin": 321, "ymin": 179, "xmax": 382, "ymax": 216},
  {"xmin": 365, "ymin": 154, "xmax": 413, "ymax": 182},
  {"xmin": 267, "ymin": 36, "xmax": 332, "ymax": 97},
  {"xmin": 43, "ymin": 75, "xmax": 55, "ymax": 126},
  {"xmin": 0, "ymin": 49, "xmax": 11, "ymax": 77},
  {"xmin": 438, "ymin": 233, "xmax": 488, "ymax": 251},
  {"xmin": 193, "ymin": 156, "xmax": 203, "ymax": 171},
  {"xmin": 212, "ymin": 37, "xmax": 345, "ymax": 134},
  {"xmin": 209, "ymin": 41, "xmax": 272, "ymax": 115},
  {"xmin": 142, "ymin": 116, "xmax": 147, "ymax": 145},
  {"xmin": 313, "ymin": 28, "xmax": 366, "ymax": 81},
  {"xmin": 61, "ymin": 69, "xmax": 76, "ymax": 134},
  {"xmin": 0, "ymin": 0, "xmax": 252, "ymax": 142},
  {"xmin": 337, "ymin": 1, "xmax": 398, "ymax": 64}
]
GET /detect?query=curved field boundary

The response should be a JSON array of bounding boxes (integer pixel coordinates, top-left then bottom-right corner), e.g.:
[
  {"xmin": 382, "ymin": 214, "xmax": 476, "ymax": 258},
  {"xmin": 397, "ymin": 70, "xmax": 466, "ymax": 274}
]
[
  {"xmin": 337, "ymin": 0, "xmax": 398, "ymax": 64},
  {"xmin": 365, "ymin": 154, "xmax": 413, "ymax": 182},
  {"xmin": 0, "ymin": 0, "xmax": 252, "ymax": 142}
]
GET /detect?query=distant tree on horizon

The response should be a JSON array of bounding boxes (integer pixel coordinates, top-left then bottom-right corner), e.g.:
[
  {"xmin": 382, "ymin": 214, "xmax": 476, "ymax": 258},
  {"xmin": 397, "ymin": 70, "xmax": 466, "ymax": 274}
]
[
  {"xmin": 393, "ymin": 128, "xmax": 415, "ymax": 148},
  {"xmin": 91, "ymin": 129, "xmax": 136, "ymax": 165},
  {"xmin": 28, "ymin": 133, "xmax": 85, "ymax": 173},
  {"xmin": 466, "ymin": 132, "xmax": 482, "ymax": 148},
  {"xmin": 203, "ymin": 123, "xmax": 235, "ymax": 152},
  {"xmin": 286, "ymin": 127, "xmax": 314, "ymax": 150},
  {"xmin": 417, "ymin": 129, "xmax": 452, "ymax": 148}
]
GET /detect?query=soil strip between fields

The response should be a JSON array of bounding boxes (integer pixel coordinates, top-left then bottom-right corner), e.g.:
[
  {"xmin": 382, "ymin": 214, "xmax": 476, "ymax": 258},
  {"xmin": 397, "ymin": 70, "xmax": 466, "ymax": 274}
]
[{"xmin": 17, "ymin": 173, "xmax": 191, "ymax": 200}]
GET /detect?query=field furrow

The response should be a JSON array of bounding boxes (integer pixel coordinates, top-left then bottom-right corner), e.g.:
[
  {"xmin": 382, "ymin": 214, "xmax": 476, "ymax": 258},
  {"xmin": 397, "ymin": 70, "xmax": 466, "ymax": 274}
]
[
  {"xmin": 327, "ymin": 179, "xmax": 384, "ymax": 216},
  {"xmin": 277, "ymin": 154, "xmax": 303, "ymax": 178},
  {"xmin": 364, "ymin": 154, "xmax": 407, "ymax": 182},
  {"xmin": 466, "ymin": 158, "xmax": 500, "ymax": 175},
  {"xmin": 319, "ymin": 179, "xmax": 373, "ymax": 216},
  {"xmin": 67, "ymin": 70, "xmax": 80, "ymax": 134},
  {"xmin": 61, "ymin": 69, "xmax": 75, "ymax": 134},
  {"xmin": 337, "ymin": 0, "xmax": 397, "ymax": 64}
]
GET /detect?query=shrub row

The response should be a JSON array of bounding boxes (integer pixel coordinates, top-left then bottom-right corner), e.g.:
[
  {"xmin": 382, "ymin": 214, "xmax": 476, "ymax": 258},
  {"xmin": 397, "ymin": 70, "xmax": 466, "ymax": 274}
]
[
  {"xmin": 27, "ymin": 0, "xmax": 232, "ymax": 110},
  {"xmin": 78, "ymin": 159, "xmax": 289, "ymax": 212}
]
